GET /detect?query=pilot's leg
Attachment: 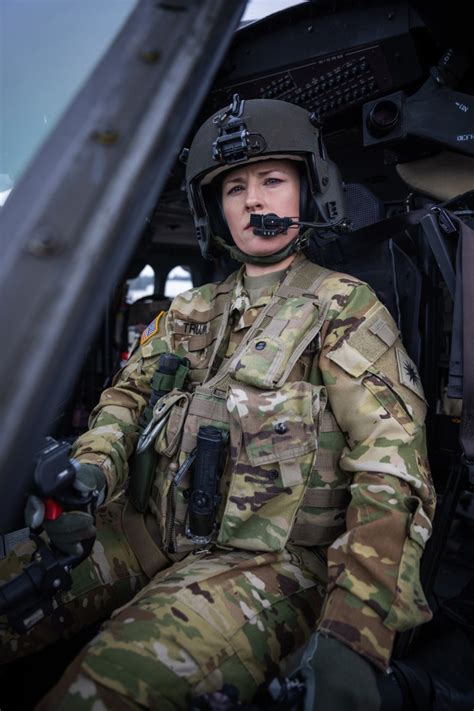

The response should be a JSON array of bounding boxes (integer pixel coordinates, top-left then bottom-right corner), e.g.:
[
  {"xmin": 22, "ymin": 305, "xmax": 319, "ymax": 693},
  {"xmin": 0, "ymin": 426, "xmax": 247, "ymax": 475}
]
[
  {"xmin": 37, "ymin": 545, "xmax": 327, "ymax": 710},
  {"xmin": 0, "ymin": 496, "xmax": 150, "ymax": 664}
]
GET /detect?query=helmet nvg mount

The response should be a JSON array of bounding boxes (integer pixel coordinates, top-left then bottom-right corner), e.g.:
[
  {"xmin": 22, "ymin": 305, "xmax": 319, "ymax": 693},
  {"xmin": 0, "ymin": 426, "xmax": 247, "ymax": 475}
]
[{"xmin": 183, "ymin": 94, "xmax": 346, "ymax": 264}]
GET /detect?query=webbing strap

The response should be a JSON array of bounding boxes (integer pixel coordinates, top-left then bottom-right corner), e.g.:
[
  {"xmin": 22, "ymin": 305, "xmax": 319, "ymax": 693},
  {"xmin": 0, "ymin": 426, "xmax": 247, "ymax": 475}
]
[
  {"xmin": 460, "ymin": 219, "xmax": 474, "ymax": 481},
  {"xmin": 314, "ymin": 448, "xmax": 340, "ymax": 472},
  {"xmin": 203, "ymin": 284, "xmax": 235, "ymax": 383},
  {"xmin": 302, "ymin": 488, "xmax": 350, "ymax": 508},
  {"xmin": 291, "ymin": 521, "xmax": 346, "ymax": 544},
  {"xmin": 122, "ymin": 501, "xmax": 170, "ymax": 579},
  {"xmin": 447, "ymin": 240, "xmax": 463, "ymax": 398},
  {"xmin": 187, "ymin": 393, "xmax": 228, "ymax": 420}
]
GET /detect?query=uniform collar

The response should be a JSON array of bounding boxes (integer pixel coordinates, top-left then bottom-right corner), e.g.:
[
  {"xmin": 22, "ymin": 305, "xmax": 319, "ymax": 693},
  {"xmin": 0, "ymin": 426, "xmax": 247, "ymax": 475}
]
[{"xmin": 229, "ymin": 255, "xmax": 307, "ymax": 330}]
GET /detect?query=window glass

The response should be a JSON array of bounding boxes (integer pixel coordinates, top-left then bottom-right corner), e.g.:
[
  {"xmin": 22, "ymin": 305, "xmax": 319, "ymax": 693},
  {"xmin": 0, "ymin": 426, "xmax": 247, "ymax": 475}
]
[
  {"xmin": 126, "ymin": 264, "xmax": 155, "ymax": 304},
  {"xmin": 165, "ymin": 266, "xmax": 193, "ymax": 298},
  {"xmin": 0, "ymin": 0, "xmax": 136, "ymax": 202},
  {"xmin": 242, "ymin": 0, "xmax": 307, "ymax": 22},
  {"xmin": 126, "ymin": 265, "xmax": 161, "ymax": 352}
]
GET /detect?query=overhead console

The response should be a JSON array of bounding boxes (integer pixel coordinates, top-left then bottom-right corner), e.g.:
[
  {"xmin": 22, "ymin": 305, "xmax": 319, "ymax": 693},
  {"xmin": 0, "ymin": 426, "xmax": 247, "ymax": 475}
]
[
  {"xmin": 206, "ymin": 2, "xmax": 428, "ymax": 125},
  {"xmin": 192, "ymin": 1, "xmax": 474, "ymax": 164}
]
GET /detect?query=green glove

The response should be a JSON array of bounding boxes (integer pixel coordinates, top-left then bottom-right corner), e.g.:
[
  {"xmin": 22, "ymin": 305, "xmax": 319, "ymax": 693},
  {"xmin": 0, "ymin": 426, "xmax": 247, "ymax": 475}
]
[
  {"xmin": 25, "ymin": 463, "xmax": 107, "ymax": 556},
  {"xmin": 70, "ymin": 462, "xmax": 107, "ymax": 507},
  {"xmin": 43, "ymin": 510, "xmax": 97, "ymax": 556},
  {"xmin": 310, "ymin": 635, "xmax": 381, "ymax": 711}
]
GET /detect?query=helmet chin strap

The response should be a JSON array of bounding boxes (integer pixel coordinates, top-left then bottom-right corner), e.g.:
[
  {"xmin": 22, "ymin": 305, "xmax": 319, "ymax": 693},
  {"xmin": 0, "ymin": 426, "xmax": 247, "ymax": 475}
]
[{"xmin": 213, "ymin": 228, "xmax": 313, "ymax": 266}]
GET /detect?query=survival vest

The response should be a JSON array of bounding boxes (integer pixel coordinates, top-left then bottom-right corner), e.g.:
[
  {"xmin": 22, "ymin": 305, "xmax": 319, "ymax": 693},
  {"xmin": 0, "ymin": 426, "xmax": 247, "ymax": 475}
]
[{"xmin": 149, "ymin": 256, "xmax": 351, "ymax": 555}]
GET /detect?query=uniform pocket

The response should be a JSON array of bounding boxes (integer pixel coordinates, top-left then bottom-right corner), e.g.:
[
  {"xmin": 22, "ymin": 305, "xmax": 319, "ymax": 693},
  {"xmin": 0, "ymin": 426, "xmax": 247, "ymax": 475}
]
[
  {"xmin": 218, "ymin": 382, "xmax": 326, "ymax": 552},
  {"xmin": 230, "ymin": 297, "xmax": 325, "ymax": 389},
  {"xmin": 363, "ymin": 371, "xmax": 421, "ymax": 436}
]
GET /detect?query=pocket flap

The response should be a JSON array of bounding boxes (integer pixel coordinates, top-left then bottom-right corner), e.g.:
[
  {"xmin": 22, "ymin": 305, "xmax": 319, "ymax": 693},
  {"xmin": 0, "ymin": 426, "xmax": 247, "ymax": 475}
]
[
  {"xmin": 153, "ymin": 389, "xmax": 191, "ymax": 457},
  {"xmin": 227, "ymin": 382, "xmax": 325, "ymax": 466}
]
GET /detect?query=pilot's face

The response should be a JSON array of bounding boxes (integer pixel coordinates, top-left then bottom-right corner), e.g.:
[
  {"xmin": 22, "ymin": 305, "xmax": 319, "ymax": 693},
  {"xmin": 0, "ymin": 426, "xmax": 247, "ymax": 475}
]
[{"xmin": 221, "ymin": 159, "xmax": 300, "ymax": 257}]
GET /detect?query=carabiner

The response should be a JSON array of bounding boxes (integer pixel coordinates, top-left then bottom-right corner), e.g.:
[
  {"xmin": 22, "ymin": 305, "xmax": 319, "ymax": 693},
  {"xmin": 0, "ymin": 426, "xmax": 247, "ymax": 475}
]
[{"xmin": 136, "ymin": 410, "xmax": 170, "ymax": 454}]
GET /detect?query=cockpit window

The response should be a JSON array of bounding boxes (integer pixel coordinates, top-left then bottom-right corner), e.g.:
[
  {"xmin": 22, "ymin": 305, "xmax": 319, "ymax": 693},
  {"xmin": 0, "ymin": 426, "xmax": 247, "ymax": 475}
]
[
  {"xmin": 0, "ymin": 0, "xmax": 308, "ymax": 207},
  {"xmin": 165, "ymin": 266, "xmax": 193, "ymax": 298},
  {"xmin": 0, "ymin": 0, "xmax": 136, "ymax": 203},
  {"xmin": 127, "ymin": 265, "xmax": 155, "ymax": 304},
  {"xmin": 242, "ymin": 0, "xmax": 307, "ymax": 23}
]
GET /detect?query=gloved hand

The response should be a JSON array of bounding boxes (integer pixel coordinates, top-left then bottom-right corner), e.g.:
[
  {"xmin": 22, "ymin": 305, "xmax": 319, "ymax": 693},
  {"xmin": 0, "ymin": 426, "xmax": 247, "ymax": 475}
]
[
  {"xmin": 310, "ymin": 635, "xmax": 381, "ymax": 711},
  {"xmin": 25, "ymin": 463, "xmax": 107, "ymax": 556}
]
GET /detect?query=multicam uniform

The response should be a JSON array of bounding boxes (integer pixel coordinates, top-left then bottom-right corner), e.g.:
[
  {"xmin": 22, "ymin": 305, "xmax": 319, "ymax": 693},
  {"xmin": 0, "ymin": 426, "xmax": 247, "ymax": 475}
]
[{"xmin": 1, "ymin": 254, "xmax": 435, "ymax": 709}]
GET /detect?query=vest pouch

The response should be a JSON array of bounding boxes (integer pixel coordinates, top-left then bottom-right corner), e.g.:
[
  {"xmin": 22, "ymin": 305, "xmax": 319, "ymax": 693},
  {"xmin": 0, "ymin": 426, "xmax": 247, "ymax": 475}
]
[
  {"xmin": 289, "ymin": 409, "xmax": 351, "ymax": 547},
  {"xmin": 129, "ymin": 390, "xmax": 190, "ymax": 513},
  {"xmin": 153, "ymin": 390, "xmax": 192, "ymax": 458},
  {"xmin": 218, "ymin": 381, "xmax": 326, "ymax": 552},
  {"xmin": 146, "ymin": 390, "xmax": 191, "ymax": 549},
  {"xmin": 150, "ymin": 387, "xmax": 229, "ymax": 554},
  {"xmin": 229, "ymin": 297, "xmax": 325, "ymax": 389}
]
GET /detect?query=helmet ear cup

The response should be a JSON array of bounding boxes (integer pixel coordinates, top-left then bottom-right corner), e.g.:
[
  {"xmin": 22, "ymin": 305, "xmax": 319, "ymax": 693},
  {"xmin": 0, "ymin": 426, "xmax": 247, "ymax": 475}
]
[
  {"xmin": 299, "ymin": 166, "xmax": 317, "ymax": 224},
  {"xmin": 201, "ymin": 183, "xmax": 233, "ymax": 246}
]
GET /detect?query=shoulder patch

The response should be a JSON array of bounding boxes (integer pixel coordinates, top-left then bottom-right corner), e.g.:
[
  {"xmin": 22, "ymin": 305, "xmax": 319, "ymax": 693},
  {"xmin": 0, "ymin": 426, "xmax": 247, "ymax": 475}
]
[
  {"xmin": 140, "ymin": 311, "xmax": 165, "ymax": 345},
  {"xmin": 396, "ymin": 348, "xmax": 425, "ymax": 400}
]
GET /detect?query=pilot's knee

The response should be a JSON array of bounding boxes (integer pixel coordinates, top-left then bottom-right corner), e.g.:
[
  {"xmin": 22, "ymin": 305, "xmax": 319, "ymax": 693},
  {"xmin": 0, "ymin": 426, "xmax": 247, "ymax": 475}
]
[{"xmin": 0, "ymin": 537, "xmax": 36, "ymax": 585}]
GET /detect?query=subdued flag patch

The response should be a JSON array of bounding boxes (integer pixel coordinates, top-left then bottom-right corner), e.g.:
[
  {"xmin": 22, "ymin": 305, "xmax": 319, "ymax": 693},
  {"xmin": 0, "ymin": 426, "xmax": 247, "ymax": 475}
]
[{"xmin": 140, "ymin": 311, "xmax": 165, "ymax": 345}]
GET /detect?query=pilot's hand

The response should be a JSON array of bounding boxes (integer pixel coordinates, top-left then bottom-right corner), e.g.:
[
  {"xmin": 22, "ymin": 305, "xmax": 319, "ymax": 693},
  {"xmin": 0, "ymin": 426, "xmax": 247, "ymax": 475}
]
[
  {"xmin": 70, "ymin": 462, "xmax": 107, "ymax": 506},
  {"xmin": 25, "ymin": 463, "xmax": 107, "ymax": 556},
  {"xmin": 311, "ymin": 635, "xmax": 381, "ymax": 710}
]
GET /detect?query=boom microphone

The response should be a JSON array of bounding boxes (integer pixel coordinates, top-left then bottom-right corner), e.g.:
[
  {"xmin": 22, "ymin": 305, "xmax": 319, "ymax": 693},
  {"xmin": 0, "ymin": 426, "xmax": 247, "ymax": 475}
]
[
  {"xmin": 250, "ymin": 213, "xmax": 295, "ymax": 237},
  {"xmin": 250, "ymin": 213, "xmax": 346, "ymax": 237}
]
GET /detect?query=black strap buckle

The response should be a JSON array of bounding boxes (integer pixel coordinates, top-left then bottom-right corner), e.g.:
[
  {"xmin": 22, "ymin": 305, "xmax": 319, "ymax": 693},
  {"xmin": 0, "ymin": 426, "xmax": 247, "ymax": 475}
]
[{"xmin": 432, "ymin": 206, "xmax": 458, "ymax": 235}]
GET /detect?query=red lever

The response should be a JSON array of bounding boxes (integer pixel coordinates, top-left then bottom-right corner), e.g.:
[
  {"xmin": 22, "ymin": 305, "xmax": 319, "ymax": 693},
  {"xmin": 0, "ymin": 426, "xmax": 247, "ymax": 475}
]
[{"xmin": 43, "ymin": 498, "xmax": 64, "ymax": 520}]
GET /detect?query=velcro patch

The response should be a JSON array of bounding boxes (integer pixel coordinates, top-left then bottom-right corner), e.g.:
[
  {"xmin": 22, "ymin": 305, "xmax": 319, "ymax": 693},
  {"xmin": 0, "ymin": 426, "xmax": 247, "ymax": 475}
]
[
  {"xmin": 327, "ymin": 304, "xmax": 399, "ymax": 378},
  {"xmin": 396, "ymin": 348, "xmax": 425, "ymax": 400},
  {"xmin": 280, "ymin": 460, "xmax": 303, "ymax": 488},
  {"xmin": 369, "ymin": 317, "xmax": 397, "ymax": 347},
  {"xmin": 140, "ymin": 311, "xmax": 165, "ymax": 345}
]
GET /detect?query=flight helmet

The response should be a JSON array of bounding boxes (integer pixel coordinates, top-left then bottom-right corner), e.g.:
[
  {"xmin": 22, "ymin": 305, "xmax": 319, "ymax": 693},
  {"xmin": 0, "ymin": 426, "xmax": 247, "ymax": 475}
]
[{"xmin": 184, "ymin": 94, "xmax": 345, "ymax": 264}]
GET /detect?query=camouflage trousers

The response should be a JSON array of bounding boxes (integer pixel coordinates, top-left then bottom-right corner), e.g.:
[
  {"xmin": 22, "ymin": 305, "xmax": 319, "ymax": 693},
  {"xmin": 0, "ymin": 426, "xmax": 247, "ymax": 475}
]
[{"xmin": 1, "ymin": 501, "xmax": 327, "ymax": 710}]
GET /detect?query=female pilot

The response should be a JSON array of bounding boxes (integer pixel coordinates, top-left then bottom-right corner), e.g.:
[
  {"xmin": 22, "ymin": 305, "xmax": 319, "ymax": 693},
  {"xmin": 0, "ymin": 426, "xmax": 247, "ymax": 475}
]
[{"xmin": 2, "ymin": 97, "xmax": 435, "ymax": 711}]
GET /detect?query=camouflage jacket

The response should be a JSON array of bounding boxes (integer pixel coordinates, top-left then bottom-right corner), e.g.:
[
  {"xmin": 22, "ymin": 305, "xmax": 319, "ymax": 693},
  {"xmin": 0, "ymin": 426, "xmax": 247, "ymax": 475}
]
[{"xmin": 72, "ymin": 253, "xmax": 435, "ymax": 669}]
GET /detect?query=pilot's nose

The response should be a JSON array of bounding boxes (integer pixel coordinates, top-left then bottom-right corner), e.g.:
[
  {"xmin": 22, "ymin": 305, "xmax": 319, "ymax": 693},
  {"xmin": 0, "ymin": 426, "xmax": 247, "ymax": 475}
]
[{"xmin": 245, "ymin": 182, "xmax": 264, "ymax": 211}]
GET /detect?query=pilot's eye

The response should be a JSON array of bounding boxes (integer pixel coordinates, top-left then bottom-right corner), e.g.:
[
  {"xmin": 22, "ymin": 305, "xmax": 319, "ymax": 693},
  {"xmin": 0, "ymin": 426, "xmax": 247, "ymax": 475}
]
[
  {"xmin": 264, "ymin": 177, "xmax": 283, "ymax": 186},
  {"xmin": 226, "ymin": 184, "xmax": 244, "ymax": 195}
]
